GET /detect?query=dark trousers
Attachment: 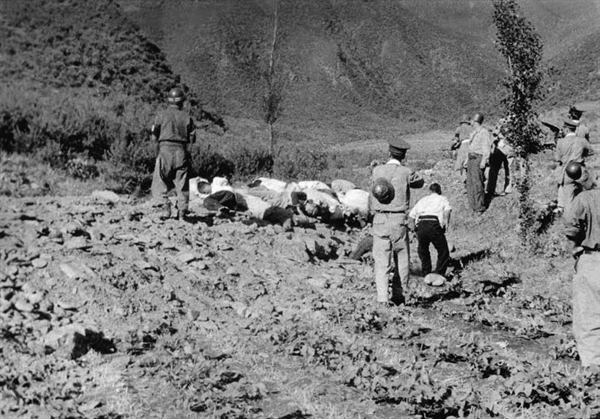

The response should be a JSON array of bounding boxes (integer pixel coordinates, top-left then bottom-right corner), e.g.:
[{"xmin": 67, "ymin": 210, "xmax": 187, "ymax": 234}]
[
  {"xmin": 416, "ymin": 219, "xmax": 450, "ymax": 276},
  {"xmin": 204, "ymin": 190, "xmax": 238, "ymax": 211},
  {"xmin": 486, "ymin": 149, "xmax": 509, "ymax": 202},
  {"xmin": 466, "ymin": 153, "xmax": 486, "ymax": 212}
]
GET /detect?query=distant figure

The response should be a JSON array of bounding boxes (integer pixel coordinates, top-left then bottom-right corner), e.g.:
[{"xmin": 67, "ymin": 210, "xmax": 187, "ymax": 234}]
[
  {"xmin": 563, "ymin": 166, "xmax": 599, "ymax": 366},
  {"xmin": 451, "ymin": 115, "xmax": 473, "ymax": 180},
  {"xmin": 151, "ymin": 87, "xmax": 196, "ymax": 220},
  {"xmin": 569, "ymin": 105, "xmax": 590, "ymax": 142},
  {"xmin": 408, "ymin": 183, "xmax": 452, "ymax": 280},
  {"xmin": 487, "ymin": 118, "xmax": 515, "ymax": 199},
  {"xmin": 554, "ymin": 119, "xmax": 594, "ymax": 215},
  {"xmin": 541, "ymin": 120, "xmax": 562, "ymax": 148},
  {"xmin": 370, "ymin": 138, "xmax": 424, "ymax": 305},
  {"xmin": 466, "ymin": 113, "xmax": 493, "ymax": 214}
]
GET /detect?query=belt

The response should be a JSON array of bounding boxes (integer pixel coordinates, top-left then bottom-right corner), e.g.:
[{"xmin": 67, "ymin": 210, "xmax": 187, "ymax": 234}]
[
  {"xmin": 376, "ymin": 210, "xmax": 405, "ymax": 214},
  {"xmin": 418, "ymin": 215, "xmax": 439, "ymax": 222},
  {"xmin": 159, "ymin": 140, "xmax": 188, "ymax": 147},
  {"xmin": 468, "ymin": 153, "xmax": 482, "ymax": 159}
]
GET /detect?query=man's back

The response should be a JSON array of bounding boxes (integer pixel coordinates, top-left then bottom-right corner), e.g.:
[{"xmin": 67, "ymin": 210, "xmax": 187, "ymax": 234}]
[
  {"xmin": 372, "ymin": 163, "xmax": 421, "ymax": 213},
  {"xmin": 556, "ymin": 134, "xmax": 593, "ymax": 164},
  {"xmin": 154, "ymin": 106, "xmax": 194, "ymax": 143}
]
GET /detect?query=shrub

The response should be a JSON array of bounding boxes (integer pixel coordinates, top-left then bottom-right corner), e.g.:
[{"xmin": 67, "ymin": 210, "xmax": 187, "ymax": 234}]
[
  {"xmin": 273, "ymin": 145, "xmax": 329, "ymax": 181},
  {"xmin": 230, "ymin": 147, "xmax": 274, "ymax": 178}
]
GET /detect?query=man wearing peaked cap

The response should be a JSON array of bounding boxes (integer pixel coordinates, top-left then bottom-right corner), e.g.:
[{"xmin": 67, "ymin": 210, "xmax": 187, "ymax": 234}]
[
  {"xmin": 369, "ymin": 137, "xmax": 424, "ymax": 306},
  {"xmin": 568, "ymin": 105, "xmax": 590, "ymax": 141},
  {"xmin": 388, "ymin": 138, "xmax": 412, "ymax": 154},
  {"xmin": 554, "ymin": 117, "xmax": 594, "ymax": 215}
]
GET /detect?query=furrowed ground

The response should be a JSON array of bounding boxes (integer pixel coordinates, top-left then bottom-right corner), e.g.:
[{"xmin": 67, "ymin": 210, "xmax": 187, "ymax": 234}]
[{"xmin": 2, "ymin": 131, "xmax": 600, "ymax": 419}]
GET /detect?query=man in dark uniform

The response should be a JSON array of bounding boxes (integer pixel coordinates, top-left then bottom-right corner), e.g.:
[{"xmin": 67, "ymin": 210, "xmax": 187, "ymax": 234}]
[
  {"xmin": 370, "ymin": 139, "xmax": 424, "ymax": 305},
  {"xmin": 151, "ymin": 87, "xmax": 197, "ymax": 220},
  {"xmin": 563, "ymin": 164, "xmax": 599, "ymax": 366}
]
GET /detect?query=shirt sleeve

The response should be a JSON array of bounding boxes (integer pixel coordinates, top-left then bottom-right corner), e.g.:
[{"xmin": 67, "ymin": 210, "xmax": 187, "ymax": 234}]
[
  {"xmin": 442, "ymin": 196, "xmax": 452, "ymax": 211},
  {"xmin": 408, "ymin": 201, "xmax": 420, "ymax": 219},
  {"xmin": 481, "ymin": 129, "xmax": 492, "ymax": 162},
  {"xmin": 563, "ymin": 198, "xmax": 585, "ymax": 243}
]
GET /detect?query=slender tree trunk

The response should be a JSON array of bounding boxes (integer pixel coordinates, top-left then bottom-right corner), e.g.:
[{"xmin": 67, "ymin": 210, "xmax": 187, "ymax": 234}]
[{"xmin": 268, "ymin": 0, "xmax": 279, "ymax": 155}]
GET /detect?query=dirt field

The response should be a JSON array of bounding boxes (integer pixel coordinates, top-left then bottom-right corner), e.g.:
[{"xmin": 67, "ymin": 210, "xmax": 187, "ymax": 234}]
[{"xmin": 1, "ymin": 133, "xmax": 600, "ymax": 419}]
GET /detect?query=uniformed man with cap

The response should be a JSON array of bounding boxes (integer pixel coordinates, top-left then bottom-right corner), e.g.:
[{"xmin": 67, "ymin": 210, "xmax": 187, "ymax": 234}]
[
  {"xmin": 370, "ymin": 138, "xmax": 424, "ymax": 305},
  {"xmin": 554, "ymin": 118, "xmax": 594, "ymax": 215},
  {"xmin": 563, "ymin": 163, "xmax": 600, "ymax": 366},
  {"xmin": 151, "ymin": 87, "xmax": 197, "ymax": 220},
  {"xmin": 466, "ymin": 112, "xmax": 493, "ymax": 213},
  {"xmin": 569, "ymin": 105, "xmax": 590, "ymax": 142}
]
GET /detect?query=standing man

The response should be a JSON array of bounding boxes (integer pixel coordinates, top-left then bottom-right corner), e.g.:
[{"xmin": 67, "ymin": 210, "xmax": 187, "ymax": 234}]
[
  {"xmin": 563, "ymin": 165, "xmax": 599, "ymax": 366},
  {"xmin": 151, "ymin": 87, "xmax": 197, "ymax": 220},
  {"xmin": 487, "ymin": 119, "xmax": 515, "ymax": 198},
  {"xmin": 555, "ymin": 119, "xmax": 594, "ymax": 215},
  {"xmin": 466, "ymin": 113, "xmax": 492, "ymax": 214},
  {"xmin": 569, "ymin": 105, "xmax": 590, "ymax": 142},
  {"xmin": 451, "ymin": 115, "xmax": 473, "ymax": 182},
  {"xmin": 370, "ymin": 139, "xmax": 424, "ymax": 305},
  {"xmin": 408, "ymin": 183, "xmax": 452, "ymax": 282}
]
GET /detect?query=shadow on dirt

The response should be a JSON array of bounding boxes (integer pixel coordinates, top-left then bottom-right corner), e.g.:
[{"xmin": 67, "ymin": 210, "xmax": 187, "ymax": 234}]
[
  {"xmin": 72, "ymin": 329, "xmax": 117, "ymax": 359},
  {"xmin": 277, "ymin": 411, "xmax": 312, "ymax": 419},
  {"xmin": 449, "ymin": 248, "xmax": 491, "ymax": 272}
]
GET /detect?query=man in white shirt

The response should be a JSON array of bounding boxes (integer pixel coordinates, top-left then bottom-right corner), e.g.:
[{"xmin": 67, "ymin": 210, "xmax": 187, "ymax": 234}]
[{"xmin": 408, "ymin": 183, "xmax": 452, "ymax": 278}]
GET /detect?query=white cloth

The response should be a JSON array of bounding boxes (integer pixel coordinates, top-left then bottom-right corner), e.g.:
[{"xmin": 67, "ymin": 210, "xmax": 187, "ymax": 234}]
[
  {"xmin": 189, "ymin": 177, "xmax": 209, "ymax": 198},
  {"xmin": 240, "ymin": 193, "xmax": 272, "ymax": 219},
  {"xmin": 255, "ymin": 177, "xmax": 288, "ymax": 193},
  {"xmin": 497, "ymin": 138, "xmax": 514, "ymax": 157},
  {"xmin": 338, "ymin": 189, "xmax": 369, "ymax": 217},
  {"xmin": 212, "ymin": 177, "xmax": 234, "ymax": 193},
  {"xmin": 331, "ymin": 179, "xmax": 356, "ymax": 195},
  {"xmin": 409, "ymin": 193, "xmax": 452, "ymax": 224},
  {"xmin": 304, "ymin": 188, "xmax": 342, "ymax": 213},
  {"xmin": 298, "ymin": 180, "xmax": 330, "ymax": 191}
]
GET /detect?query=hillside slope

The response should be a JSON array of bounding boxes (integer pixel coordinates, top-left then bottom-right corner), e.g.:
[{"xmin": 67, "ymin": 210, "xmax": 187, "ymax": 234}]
[{"xmin": 122, "ymin": 0, "xmax": 599, "ymax": 129}]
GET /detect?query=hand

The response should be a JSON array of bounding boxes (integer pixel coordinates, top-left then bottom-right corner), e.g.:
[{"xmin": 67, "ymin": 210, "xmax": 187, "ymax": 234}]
[{"xmin": 370, "ymin": 159, "xmax": 381, "ymax": 169}]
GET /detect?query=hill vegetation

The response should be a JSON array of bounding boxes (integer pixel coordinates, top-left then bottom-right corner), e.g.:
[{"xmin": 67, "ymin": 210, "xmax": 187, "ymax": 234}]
[{"xmin": 124, "ymin": 0, "xmax": 599, "ymax": 134}]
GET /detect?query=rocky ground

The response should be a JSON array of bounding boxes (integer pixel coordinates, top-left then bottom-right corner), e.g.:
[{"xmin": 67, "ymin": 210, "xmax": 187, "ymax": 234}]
[{"xmin": 1, "ymin": 155, "xmax": 600, "ymax": 419}]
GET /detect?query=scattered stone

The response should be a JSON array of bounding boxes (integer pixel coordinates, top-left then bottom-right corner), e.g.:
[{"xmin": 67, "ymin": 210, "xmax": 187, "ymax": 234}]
[
  {"xmin": 424, "ymin": 273, "xmax": 446, "ymax": 287},
  {"xmin": 178, "ymin": 252, "xmax": 199, "ymax": 264},
  {"xmin": 64, "ymin": 237, "xmax": 92, "ymax": 250},
  {"xmin": 32, "ymin": 258, "xmax": 48, "ymax": 268},
  {"xmin": 307, "ymin": 277, "xmax": 328, "ymax": 288},
  {"xmin": 91, "ymin": 190, "xmax": 120, "ymax": 202}
]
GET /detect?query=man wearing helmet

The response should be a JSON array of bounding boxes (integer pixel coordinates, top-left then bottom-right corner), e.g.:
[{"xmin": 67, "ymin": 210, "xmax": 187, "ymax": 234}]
[
  {"xmin": 554, "ymin": 118, "xmax": 594, "ymax": 216},
  {"xmin": 151, "ymin": 87, "xmax": 197, "ymax": 220},
  {"xmin": 563, "ymin": 165, "xmax": 599, "ymax": 366},
  {"xmin": 369, "ymin": 139, "xmax": 423, "ymax": 305}
]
